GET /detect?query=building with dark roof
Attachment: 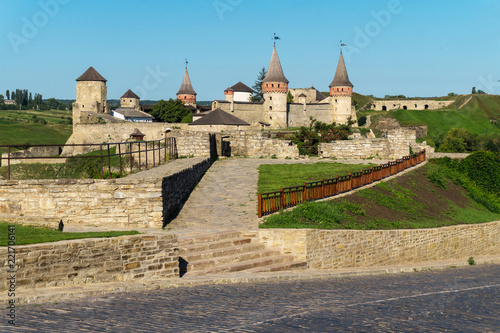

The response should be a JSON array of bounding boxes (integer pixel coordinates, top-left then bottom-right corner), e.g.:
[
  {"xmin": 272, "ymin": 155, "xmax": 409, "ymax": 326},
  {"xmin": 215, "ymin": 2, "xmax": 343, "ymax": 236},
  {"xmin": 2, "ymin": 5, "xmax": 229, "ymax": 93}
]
[
  {"xmin": 190, "ymin": 108, "xmax": 249, "ymax": 131},
  {"xmin": 120, "ymin": 89, "xmax": 140, "ymax": 109},
  {"xmin": 224, "ymin": 81, "xmax": 254, "ymax": 103}
]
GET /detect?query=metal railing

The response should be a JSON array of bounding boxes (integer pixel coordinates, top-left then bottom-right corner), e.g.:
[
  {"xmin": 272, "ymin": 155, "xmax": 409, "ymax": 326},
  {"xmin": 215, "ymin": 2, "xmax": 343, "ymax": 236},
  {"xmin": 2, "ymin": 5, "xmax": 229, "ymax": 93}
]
[
  {"xmin": 0, "ymin": 138, "xmax": 178, "ymax": 180},
  {"xmin": 258, "ymin": 150, "xmax": 426, "ymax": 217}
]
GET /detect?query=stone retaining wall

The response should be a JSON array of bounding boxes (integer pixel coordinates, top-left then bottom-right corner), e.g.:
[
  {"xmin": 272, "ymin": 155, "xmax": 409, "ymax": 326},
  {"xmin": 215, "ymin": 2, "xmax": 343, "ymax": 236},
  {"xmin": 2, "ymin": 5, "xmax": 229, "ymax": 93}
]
[
  {"xmin": 259, "ymin": 221, "xmax": 499, "ymax": 269},
  {"xmin": 219, "ymin": 131, "xmax": 299, "ymax": 158},
  {"xmin": 0, "ymin": 233, "xmax": 178, "ymax": 291},
  {"xmin": 319, "ymin": 129, "xmax": 432, "ymax": 160},
  {"xmin": 0, "ymin": 158, "xmax": 211, "ymax": 228}
]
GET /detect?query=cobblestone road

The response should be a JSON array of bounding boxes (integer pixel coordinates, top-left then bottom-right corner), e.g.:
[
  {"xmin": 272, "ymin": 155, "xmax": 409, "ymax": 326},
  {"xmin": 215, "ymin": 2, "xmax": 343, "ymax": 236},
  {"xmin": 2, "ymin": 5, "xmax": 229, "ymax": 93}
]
[
  {"xmin": 167, "ymin": 157, "xmax": 392, "ymax": 237},
  {"xmin": 7, "ymin": 265, "xmax": 499, "ymax": 332}
]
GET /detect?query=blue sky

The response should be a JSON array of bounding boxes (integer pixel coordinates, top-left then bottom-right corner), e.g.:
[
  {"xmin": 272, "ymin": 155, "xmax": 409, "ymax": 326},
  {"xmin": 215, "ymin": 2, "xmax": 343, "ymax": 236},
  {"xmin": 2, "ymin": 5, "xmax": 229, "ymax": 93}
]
[{"xmin": 1, "ymin": 0, "xmax": 499, "ymax": 100}]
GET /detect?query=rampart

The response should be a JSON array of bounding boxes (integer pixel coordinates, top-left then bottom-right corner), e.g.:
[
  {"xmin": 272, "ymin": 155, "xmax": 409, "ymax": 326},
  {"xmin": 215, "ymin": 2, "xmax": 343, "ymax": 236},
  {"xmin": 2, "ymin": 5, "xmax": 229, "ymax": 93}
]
[
  {"xmin": 369, "ymin": 99, "xmax": 454, "ymax": 111},
  {"xmin": 319, "ymin": 129, "xmax": 432, "ymax": 160},
  {"xmin": 259, "ymin": 221, "xmax": 500, "ymax": 269},
  {"xmin": 0, "ymin": 157, "xmax": 211, "ymax": 228},
  {"xmin": 0, "ymin": 233, "xmax": 178, "ymax": 291}
]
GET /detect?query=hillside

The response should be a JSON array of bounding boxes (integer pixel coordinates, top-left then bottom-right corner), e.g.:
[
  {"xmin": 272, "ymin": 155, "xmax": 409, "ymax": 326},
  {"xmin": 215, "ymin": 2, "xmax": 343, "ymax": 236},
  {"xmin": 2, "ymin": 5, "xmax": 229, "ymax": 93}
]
[
  {"xmin": 356, "ymin": 94, "xmax": 500, "ymax": 150},
  {"xmin": 0, "ymin": 109, "xmax": 73, "ymax": 155},
  {"xmin": 261, "ymin": 161, "xmax": 500, "ymax": 230}
]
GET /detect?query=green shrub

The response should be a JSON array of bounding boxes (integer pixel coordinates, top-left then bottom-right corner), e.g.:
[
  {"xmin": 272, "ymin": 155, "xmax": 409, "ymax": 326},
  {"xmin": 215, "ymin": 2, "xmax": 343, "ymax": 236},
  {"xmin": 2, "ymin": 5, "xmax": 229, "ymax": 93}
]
[
  {"xmin": 358, "ymin": 116, "xmax": 367, "ymax": 127},
  {"xmin": 459, "ymin": 151, "xmax": 500, "ymax": 195}
]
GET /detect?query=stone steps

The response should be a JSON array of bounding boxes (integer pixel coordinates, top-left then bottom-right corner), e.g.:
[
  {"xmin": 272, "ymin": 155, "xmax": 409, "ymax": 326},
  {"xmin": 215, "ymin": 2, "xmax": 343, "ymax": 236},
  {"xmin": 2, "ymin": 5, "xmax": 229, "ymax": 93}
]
[
  {"xmin": 178, "ymin": 231, "xmax": 307, "ymax": 277},
  {"xmin": 184, "ymin": 254, "xmax": 301, "ymax": 277}
]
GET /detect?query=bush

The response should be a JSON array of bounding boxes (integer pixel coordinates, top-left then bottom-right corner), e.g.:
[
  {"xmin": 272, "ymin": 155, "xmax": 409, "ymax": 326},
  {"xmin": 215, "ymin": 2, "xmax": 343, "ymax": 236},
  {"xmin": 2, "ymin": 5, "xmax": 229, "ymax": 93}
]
[
  {"xmin": 459, "ymin": 151, "xmax": 500, "ymax": 195},
  {"xmin": 439, "ymin": 128, "xmax": 478, "ymax": 153},
  {"xmin": 357, "ymin": 116, "xmax": 367, "ymax": 127}
]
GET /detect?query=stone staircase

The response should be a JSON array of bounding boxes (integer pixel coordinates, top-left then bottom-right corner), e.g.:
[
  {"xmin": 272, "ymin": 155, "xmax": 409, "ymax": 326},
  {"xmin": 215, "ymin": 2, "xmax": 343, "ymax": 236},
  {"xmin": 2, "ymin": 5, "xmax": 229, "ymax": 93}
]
[{"xmin": 178, "ymin": 231, "xmax": 307, "ymax": 277}]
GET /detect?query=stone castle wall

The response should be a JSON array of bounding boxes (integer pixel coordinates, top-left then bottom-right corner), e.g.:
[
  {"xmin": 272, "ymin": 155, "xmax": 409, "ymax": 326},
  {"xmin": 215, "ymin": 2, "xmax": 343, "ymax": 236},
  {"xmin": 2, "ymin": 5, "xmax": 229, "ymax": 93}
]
[
  {"xmin": 319, "ymin": 129, "xmax": 430, "ymax": 160},
  {"xmin": 0, "ymin": 233, "xmax": 178, "ymax": 291},
  {"xmin": 63, "ymin": 122, "xmax": 190, "ymax": 155},
  {"xmin": 288, "ymin": 103, "xmax": 332, "ymax": 127},
  {"xmin": 220, "ymin": 131, "xmax": 299, "ymax": 158},
  {"xmin": 0, "ymin": 157, "xmax": 211, "ymax": 228},
  {"xmin": 258, "ymin": 221, "xmax": 500, "ymax": 269},
  {"xmin": 370, "ymin": 99, "xmax": 454, "ymax": 111}
]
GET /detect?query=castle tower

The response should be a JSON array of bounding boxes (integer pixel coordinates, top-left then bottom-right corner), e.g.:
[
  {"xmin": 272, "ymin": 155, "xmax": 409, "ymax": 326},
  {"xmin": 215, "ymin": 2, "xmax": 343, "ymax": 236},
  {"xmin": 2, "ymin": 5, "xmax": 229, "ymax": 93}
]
[
  {"xmin": 176, "ymin": 67, "xmax": 197, "ymax": 105},
  {"xmin": 72, "ymin": 66, "xmax": 110, "ymax": 125},
  {"xmin": 120, "ymin": 89, "xmax": 140, "ymax": 109},
  {"xmin": 329, "ymin": 52, "xmax": 357, "ymax": 125},
  {"xmin": 262, "ymin": 45, "xmax": 289, "ymax": 128}
]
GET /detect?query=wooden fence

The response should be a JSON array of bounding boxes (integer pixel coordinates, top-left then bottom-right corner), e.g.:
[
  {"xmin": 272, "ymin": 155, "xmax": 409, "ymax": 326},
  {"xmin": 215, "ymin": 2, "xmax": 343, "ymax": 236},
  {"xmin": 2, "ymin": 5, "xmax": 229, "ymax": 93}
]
[{"xmin": 258, "ymin": 150, "xmax": 426, "ymax": 217}]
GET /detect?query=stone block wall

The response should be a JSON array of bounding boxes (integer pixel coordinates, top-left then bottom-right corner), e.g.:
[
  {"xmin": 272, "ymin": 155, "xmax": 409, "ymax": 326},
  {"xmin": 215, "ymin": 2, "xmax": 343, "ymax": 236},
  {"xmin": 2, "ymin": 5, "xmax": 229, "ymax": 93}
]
[
  {"xmin": 0, "ymin": 157, "xmax": 211, "ymax": 228},
  {"xmin": 319, "ymin": 129, "xmax": 427, "ymax": 160},
  {"xmin": 0, "ymin": 233, "xmax": 178, "ymax": 290},
  {"xmin": 259, "ymin": 221, "xmax": 500, "ymax": 269},
  {"xmin": 370, "ymin": 99, "xmax": 454, "ymax": 111},
  {"xmin": 170, "ymin": 129, "xmax": 212, "ymax": 157},
  {"xmin": 221, "ymin": 131, "xmax": 299, "ymax": 158}
]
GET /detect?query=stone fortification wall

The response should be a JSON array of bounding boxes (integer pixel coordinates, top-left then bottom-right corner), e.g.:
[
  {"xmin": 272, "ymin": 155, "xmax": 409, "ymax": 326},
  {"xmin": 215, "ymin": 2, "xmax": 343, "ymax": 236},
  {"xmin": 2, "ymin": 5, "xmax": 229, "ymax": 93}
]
[
  {"xmin": 0, "ymin": 157, "xmax": 211, "ymax": 228},
  {"xmin": 63, "ymin": 123, "xmax": 189, "ymax": 155},
  {"xmin": 214, "ymin": 100, "xmax": 264, "ymax": 127},
  {"xmin": 0, "ymin": 233, "xmax": 178, "ymax": 291},
  {"xmin": 319, "ymin": 129, "xmax": 429, "ymax": 160},
  {"xmin": 170, "ymin": 129, "xmax": 212, "ymax": 157},
  {"xmin": 288, "ymin": 103, "xmax": 332, "ymax": 127},
  {"xmin": 259, "ymin": 221, "xmax": 500, "ymax": 269},
  {"xmin": 376, "ymin": 117, "xmax": 428, "ymax": 139},
  {"xmin": 370, "ymin": 99, "xmax": 454, "ymax": 111},
  {"xmin": 1, "ymin": 146, "xmax": 62, "ymax": 166},
  {"xmin": 220, "ymin": 131, "xmax": 299, "ymax": 158}
]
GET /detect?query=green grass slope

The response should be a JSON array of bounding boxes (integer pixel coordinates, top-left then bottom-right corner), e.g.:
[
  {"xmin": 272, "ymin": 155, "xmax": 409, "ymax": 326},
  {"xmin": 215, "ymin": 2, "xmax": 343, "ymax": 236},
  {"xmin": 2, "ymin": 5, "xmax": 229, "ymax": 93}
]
[{"xmin": 0, "ymin": 109, "xmax": 73, "ymax": 155}]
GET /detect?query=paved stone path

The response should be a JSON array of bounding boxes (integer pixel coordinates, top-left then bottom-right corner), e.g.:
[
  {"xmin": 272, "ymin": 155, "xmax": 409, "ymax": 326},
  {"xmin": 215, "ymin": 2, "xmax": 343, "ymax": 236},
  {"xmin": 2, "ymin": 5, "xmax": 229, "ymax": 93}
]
[
  {"xmin": 166, "ymin": 157, "xmax": 393, "ymax": 238},
  {"xmin": 9, "ymin": 264, "xmax": 499, "ymax": 332}
]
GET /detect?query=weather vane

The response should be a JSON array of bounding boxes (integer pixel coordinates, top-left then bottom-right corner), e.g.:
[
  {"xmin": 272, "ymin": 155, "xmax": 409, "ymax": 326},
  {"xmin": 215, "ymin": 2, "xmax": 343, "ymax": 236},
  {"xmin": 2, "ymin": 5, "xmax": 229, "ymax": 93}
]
[
  {"xmin": 340, "ymin": 40, "xmax": 347, "ymax": 54},
  {"xmin": 185, "ymin": 58, "xmax": 188, "ymax": 69},
  {"xmin": 273, "ymin": 33, "xmax": 281, "ymax": 46}
]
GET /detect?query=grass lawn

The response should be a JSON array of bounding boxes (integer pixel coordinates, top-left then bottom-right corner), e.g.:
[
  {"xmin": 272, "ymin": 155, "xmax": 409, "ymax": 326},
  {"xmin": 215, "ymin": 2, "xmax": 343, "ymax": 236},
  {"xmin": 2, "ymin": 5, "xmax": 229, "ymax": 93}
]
[
  {"xmin": 260, "ymin": 163, "xmax": 500, "ymax": 230},
  {"xmin": 258, "ymin": 162, "xmax": 375, "ymax": 193},
  {"xmin": 0, "ymin": 222, "xmax": 139, "ymax": 246}
]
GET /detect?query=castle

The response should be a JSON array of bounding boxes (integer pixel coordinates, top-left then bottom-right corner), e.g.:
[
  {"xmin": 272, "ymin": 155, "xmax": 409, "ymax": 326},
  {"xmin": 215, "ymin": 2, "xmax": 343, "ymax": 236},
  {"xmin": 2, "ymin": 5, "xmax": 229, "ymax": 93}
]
[
  {"xmin": 211, "ymin": 46, "xmax": 357, "ymax": 128},
  {"xmin": 71, "ymin": 45, "xmax": 357, "ymax": 130}
]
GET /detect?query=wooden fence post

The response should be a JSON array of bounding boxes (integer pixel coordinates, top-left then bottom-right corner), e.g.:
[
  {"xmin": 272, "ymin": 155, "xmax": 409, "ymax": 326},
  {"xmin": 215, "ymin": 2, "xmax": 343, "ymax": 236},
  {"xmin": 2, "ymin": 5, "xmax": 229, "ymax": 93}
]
[
  {"xmin": 258, "ymin": 193, "xmax": 262, "ymax": 218},
  {"xmin": 280, "ymin": 188, "xmax": 284, "ymax": 210}
]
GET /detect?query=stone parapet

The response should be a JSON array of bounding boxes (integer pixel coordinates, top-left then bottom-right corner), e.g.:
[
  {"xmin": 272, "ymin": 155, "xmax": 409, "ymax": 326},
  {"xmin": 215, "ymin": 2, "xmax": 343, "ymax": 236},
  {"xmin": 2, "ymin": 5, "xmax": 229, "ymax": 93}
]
[
  {"xmin": 0, "ymin": 233, "xmax": 178, "ymax": 291},
  {"xmin": 0, "ymin": 157, "xmax": 211, "ymax": 228},
  {"xmin": 259, "ymin": 221, "xmax": 500, "ymax": 269}
]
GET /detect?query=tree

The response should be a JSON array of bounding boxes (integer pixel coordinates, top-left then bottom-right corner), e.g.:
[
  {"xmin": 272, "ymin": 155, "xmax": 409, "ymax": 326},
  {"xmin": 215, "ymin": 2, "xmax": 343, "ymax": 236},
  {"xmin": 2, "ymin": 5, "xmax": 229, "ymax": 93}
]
[
  {"xmin": 251, "ymin": 67, "xmax": 267, "ymax": 101},
  {"xmin": 292, "ymin": 118, "xmax": 353, "ymax": 155},
  {"xmin": 150, "ymin": 99, "xmax": 191, "ymax": 123},
  {"xmin": 471, "ymin": 87, "xmax": 477, "ymax": 94},
  {"xmin": 0, "ymin": 94, "xmax": 4, "ymax": 104},
  {"xmin": 439, "ymin": 128, "xmax": 478, "ymax": 153},
  {"xmin": 6, "ymin": 90, "xmax": 9, "ymax": 100},
  {"xmin": 287, "ymin": 91, "xmax": 294, "ymax": 103}
]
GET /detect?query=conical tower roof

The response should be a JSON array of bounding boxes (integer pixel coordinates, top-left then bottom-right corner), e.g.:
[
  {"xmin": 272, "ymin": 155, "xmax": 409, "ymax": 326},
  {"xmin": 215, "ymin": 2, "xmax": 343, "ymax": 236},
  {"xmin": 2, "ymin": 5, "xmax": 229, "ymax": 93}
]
[
  {"xmin": 121, "ymin": 89, "xmax": 140, "ymax": 99},
  {"xmin": 262, "ymin": 46, "xmax": 289, "ymax": 84},
  {"xmin": 76, "ymin": 66, "xmax": 107, "ymax": 82},
  {"xmin": 329, "ymin": 53, "xmax": 353, "ymax": 88},
  {"xmin": 176, "ymin": 69, "xmax": 197, "ymax": 95}
]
